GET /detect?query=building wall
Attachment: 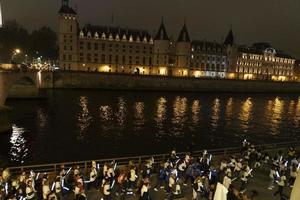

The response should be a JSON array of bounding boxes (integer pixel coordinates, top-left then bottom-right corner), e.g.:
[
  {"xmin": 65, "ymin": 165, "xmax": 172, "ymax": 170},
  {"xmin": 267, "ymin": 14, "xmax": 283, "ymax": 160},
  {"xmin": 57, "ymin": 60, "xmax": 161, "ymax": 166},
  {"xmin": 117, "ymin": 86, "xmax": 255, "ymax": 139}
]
[
  {"xmin": 77, "ymin": 36, "xmax": 154, "ymax": 73},
  {"xmin": 190, "ymin": 43, "xmax": 228, "ymax": 78},
  {"xmin": 58, "ymin": 12, "xmax": 78, "ymax": 70},
  {"xmin": 42, "ymin": 71, "xmax": 300, "ymax": 93},
  {"xmin": 234, "ymin": 51, "xmax": 294, "ymax": 81}
]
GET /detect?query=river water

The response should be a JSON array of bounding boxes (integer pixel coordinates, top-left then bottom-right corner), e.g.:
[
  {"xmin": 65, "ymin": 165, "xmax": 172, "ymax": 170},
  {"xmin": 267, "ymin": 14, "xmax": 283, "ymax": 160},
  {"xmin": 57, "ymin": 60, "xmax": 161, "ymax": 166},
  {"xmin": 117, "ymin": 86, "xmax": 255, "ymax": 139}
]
[{"xmin": 1, "ymin": 90, "xmax": 300, "ymax": 165}]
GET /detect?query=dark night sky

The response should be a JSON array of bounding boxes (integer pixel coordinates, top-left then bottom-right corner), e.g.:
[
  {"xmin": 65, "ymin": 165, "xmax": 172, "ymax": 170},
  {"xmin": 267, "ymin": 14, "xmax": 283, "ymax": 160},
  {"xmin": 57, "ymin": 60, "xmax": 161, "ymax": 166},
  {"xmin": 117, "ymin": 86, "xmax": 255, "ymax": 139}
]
[{"xmin": 3, "ymin": 0, "xmax": 300, "ymax": 58}]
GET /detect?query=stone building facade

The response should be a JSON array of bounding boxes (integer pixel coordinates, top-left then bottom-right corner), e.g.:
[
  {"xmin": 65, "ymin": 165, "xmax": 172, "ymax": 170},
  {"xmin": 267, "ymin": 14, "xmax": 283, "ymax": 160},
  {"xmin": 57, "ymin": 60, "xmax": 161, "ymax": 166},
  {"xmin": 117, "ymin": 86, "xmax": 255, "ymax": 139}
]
[
  {"xmin": 58, "ymin": 0, "xmax": 295, "ymax": 81},
  {"xmin": 58, "ymin": 0, "xmax": 228, "ymax": 78},
  {"xmin": 225, "ymin": 31, "xmax": 295, "ymax": 81}
]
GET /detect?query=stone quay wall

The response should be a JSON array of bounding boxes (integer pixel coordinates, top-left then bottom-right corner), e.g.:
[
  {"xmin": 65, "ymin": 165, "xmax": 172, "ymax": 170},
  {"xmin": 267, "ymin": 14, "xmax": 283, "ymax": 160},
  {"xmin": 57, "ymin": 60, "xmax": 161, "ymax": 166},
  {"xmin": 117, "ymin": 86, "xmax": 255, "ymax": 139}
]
[{"xmin": 39, "ymin": 71, "xmax": 300, "ymax": 93}]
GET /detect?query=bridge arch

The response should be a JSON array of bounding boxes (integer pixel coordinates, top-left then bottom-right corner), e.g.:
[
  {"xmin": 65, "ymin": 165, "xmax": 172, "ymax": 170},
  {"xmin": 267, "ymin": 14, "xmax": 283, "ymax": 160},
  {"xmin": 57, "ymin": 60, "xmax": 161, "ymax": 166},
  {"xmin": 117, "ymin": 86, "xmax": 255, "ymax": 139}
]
[{"xmin": 0, "ymin": 72, "xmax": 39, "ymax": 106}]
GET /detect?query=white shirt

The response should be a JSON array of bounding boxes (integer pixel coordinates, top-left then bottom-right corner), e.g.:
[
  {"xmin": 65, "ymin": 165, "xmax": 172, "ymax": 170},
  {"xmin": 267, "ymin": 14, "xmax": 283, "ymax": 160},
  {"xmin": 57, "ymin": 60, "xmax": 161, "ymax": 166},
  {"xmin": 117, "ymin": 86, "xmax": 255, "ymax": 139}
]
[
  {"xmin": 103, "ymin": 184, "xmax": 110, "ymax": 195},
  {"xmin": 141, "ymin": 184, "xmax": 148, "ymax": 197},
  {"xmin": 220, "ymin": 162, "xmax": 227, "ymax": 171},
  {"xmin": 107, "ymin": 168, "xmax": 115, "ymax": 178},
  {"xmin": 90, "ymin": 168, "xmax": 97, "ymax": 182},
  {"xmin": 169, "ymin": 176, "xmax": 175, "ymax": 188},
  {"xmin": 129, "ymin": 169, "xmax": 136, "ymax": 182},
  {"xmin": 234, "ymin": 162, "xmax": 242, "ymax": 171},
  {"xmin": 223, "ymin": 176, "xmax": 231, "ymax": 189},
  {"xmin": 277, "ymin": 176, "xmax": 286, "ymax": 186},
  {"xmin": 55, "ymin": 181, "xmax": 61, "ymax": 193},
  {"xmin": 269, "ymin": 169, "xmax": 276, "ymax": 178},
  {"xmin": 43, "ymin": 185, "xmax": 50, "ymax": 199},
  {"xmin": 101, "ymin": 165, "xmax": 107, "ymax": 176},
  {"xmin": 178, "ymin": 162, "xmax": 186, "ymax": 171},
  {"xmin": 26, "ymin": 186, "xmax": 35, "ymax": 199}
]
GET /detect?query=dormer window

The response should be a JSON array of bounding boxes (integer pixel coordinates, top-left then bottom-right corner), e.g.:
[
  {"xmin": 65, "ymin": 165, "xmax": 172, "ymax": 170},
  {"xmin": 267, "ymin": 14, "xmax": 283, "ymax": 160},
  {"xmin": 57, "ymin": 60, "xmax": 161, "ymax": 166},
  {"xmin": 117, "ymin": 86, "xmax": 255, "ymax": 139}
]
[
  {"xmin": 143, "ymin": 36, "xmax": 147, "ymax": 43},
  {"xmin": 122, "ymin": 34, "xmax": 127, "ymax": 41},
  {"xmin": 87, "ymin": 31, "xmax": 92, "ymax": 38},
  {"xmin": 149, "ymin": 38, "xmax": 153, "ymax": 44},
  {"xmin": 136, "ymin": 36, "xmax": 140, "ymax": 43},
  {"xmin": 116, "ymin": 34, "xmax": 120, "ymax": 41},
  {"xmin": 109, "ymin": 33, "xmax": 113, "ymax": 41},
  {"xmin": 94, "ymin": 32, "xmax": 99, "ymax": 39},
  {"xmin": 79, "ymin": 30, "xmax": 84, "ymax": 38},
  {"xmin": 129, "ymin": 35, "xmax": 133, "ymax": 42},
  {"xmin": 102, "ymin": 32, "xmax": 106, "ymax": 40}
]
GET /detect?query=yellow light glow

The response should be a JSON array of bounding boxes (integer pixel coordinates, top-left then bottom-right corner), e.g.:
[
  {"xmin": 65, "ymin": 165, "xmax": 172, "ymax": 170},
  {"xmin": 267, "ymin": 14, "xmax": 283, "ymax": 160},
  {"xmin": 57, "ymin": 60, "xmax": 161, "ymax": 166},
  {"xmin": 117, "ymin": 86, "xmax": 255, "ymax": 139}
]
[
  {"xmin": 194, "ymin": 71, "xmax": 201, "ymax": 78},
  {"xmin": 15, "ymin": 49, "xmax": 21, "ymax": 54},
  {"xmin": 178, "ymin": 69, "xmax": 188, "ymax": 76},
  {"xmin": 228, "ymin": 73, "xmax": 235, "ymax": 79},
  {"xmin": 159, "ymin": 67, "xmax": 167, "ymax": 75},
  {"xmin": 278, "ymin": 76, "xmax": 286, "ymax": 81},
  {"xmin": 99, "ymin": 65, "xmax": 110, "ymax": 72},
  {"xmin": 243, "ymin": 74, "xmax": 253, "ymax": 80}
]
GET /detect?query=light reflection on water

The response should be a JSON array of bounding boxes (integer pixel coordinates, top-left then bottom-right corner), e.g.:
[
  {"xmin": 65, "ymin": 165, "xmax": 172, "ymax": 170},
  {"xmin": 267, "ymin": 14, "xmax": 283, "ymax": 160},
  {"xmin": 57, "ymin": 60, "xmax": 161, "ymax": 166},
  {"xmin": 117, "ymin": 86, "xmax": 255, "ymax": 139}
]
[
  {"xmin": 5, "ymin": 91, "xmax": 300, "ymax": 164},
  {"xmin": 9, "ymin": 125, "xmax": 28, "ymax": 163},
  {"xmin": 77, "ymin": 96, "xmax": 93, "ymax": 139},
  {"xmin": 265, "ymin": 97, "xmax": 284, "ymax": 135},
  {"xmin": 116, "ymin": 97, "xmax": 126, "ymax": 129},
  {"xmin": 239, "ymin": 98, "xmax": 253, "ymax": 132},
  {"xmin": 155, "ymin": 97, "xmax": 167, "ymax": 136},
  {"xmin": 191, "ymin": 100, "xmax": 201, "ymax": 125},
  {"xmin": 172, "ymin": 97, "xmax": 188, "ymax": 137},
  {"xmin": 211, "ymin": 98, "xmax": 220, "ymax": 131},
  {"xmin": 133, "ymin": 102, "xmax": 145, "ymax": 132},
  {"xmin": 225, "ymin": 97, "xmax": 233, "ymax": 128}
]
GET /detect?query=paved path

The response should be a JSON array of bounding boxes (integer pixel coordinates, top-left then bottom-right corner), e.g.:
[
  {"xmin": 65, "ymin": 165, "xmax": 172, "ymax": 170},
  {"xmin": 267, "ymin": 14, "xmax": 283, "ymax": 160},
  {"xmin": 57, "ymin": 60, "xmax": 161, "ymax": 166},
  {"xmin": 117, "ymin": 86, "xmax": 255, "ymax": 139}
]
[{"xmin": 83, "ymin": 167, "xmax": 292, "ymax": 200}]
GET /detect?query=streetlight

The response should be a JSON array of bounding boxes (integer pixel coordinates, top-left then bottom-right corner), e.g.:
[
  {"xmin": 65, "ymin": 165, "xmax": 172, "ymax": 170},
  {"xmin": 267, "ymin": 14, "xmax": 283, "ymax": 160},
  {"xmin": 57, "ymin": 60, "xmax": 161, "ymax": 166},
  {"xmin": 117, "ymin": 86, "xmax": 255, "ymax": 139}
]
[{"xmin": 11, "ymin": 48, "xmax": 21, "ymax": 63}]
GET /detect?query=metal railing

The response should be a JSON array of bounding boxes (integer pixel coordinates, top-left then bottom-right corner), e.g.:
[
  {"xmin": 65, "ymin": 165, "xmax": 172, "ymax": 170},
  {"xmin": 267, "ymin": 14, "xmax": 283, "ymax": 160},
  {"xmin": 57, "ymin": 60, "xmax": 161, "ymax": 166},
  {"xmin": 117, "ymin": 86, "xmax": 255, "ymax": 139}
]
[{"xmin": 7, "ymin": 140, "xmax": 300, "ymax": 176}]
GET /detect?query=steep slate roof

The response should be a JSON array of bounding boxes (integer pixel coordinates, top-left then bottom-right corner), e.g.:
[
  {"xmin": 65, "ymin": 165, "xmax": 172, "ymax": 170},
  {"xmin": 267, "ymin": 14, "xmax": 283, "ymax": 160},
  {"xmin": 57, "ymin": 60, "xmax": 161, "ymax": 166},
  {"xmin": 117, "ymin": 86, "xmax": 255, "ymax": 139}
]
[
  {"xmin": 238, "ymin": 45, "xmax": 294, "ymax": 59},
  {"xmin": 224, "ymin": 29, "xmax": 234, "ymax": 46},
  {"xmin": 177, "ymin": 23, "xmax": 191, "ymax": 42},
  {"xmin": 155, "ymin": 21, "xmax": 169, "ymax": 40},
  {"xmin": 192, "ymin": 40, "xmax": 225, "ymax": 52},
  {"xmin": 58, "ymin": 4, "xmax": 76, "ymax": 15},
  {"xmin": 81, "ymin": 24, "xmax": 152, "ymax": 41}
]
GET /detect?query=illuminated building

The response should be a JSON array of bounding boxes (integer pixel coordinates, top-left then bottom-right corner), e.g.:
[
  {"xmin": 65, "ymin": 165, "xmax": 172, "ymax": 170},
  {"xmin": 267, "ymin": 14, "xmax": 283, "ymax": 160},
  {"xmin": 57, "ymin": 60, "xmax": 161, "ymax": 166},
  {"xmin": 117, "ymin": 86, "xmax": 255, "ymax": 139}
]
[
  {"xmin": 190, "ymin": 41, "xmax": 228, "ymax": 78},
  {"xmin": 294, "ymin": 60, "xmax": 300, "ymax": 81},
  {"xmin": 58, "ymin": 0, "xmax": 296, "ymax": 81},
  {"xmin": 58, "ymin": 0, "xmax": 224, "ymax": 78},
  {"xmin": 225, "ymin": 30, "xmax": 295, "ymax": 81}
]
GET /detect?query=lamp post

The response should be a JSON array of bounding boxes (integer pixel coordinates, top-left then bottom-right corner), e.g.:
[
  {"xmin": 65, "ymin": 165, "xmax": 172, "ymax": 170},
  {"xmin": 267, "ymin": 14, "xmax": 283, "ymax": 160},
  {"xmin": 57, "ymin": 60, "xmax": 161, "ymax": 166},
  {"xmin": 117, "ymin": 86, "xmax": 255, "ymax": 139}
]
[{"xmin": 11, "ymin": 48, "xmax": 21, "ymax": 63}]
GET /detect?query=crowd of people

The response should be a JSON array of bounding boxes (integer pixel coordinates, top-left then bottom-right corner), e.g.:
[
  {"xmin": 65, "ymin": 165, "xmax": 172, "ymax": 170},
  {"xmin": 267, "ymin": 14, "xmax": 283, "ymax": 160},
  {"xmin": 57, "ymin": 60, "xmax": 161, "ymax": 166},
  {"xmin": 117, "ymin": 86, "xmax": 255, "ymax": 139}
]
[{"xmin": 0, "ymin": 140, "xmax": 299, "ymax": 200}]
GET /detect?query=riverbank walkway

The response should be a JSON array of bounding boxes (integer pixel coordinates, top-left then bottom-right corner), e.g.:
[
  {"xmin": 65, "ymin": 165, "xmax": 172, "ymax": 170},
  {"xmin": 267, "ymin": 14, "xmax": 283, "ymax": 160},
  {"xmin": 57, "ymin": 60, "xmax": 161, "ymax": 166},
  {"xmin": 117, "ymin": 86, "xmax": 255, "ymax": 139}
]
[{"xmin": 5, "ymin": 141, "xmax": 300, "ymax": 200}]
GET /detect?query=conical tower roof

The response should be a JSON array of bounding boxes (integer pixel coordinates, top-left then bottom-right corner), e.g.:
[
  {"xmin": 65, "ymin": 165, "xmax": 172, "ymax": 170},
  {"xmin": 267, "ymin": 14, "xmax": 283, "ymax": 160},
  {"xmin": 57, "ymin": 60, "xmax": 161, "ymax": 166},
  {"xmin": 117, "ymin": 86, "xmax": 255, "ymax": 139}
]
[
  {"xmin": 224, "ymin": 29, "xmax": 234, "ymax": 46},
  {"xmin": 59, "ymin": 0, "xmax": 76, "ymax": 15},
  {"xmin": 177, "ymin": 22, "xmax": 190, "ymax": 42},
  {"xmin": 155, "ymin": 19, "xmax": 169, "ymax": 40}
]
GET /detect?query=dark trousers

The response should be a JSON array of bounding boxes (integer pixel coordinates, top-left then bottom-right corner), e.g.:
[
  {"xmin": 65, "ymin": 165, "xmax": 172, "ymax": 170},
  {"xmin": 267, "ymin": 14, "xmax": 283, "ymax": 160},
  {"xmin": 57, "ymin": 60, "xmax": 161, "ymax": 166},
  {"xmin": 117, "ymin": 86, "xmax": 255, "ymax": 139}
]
[
  {"xmin": 274, "ymin": 185, "xmax": 284, "ymax": 197},
  {"xmin": 240, "ymin": 180, "xmax": 247, "ymax": 191},
  {"xmin": 289, "ymin": 177, "xmax": 296, "ymax": 186}
]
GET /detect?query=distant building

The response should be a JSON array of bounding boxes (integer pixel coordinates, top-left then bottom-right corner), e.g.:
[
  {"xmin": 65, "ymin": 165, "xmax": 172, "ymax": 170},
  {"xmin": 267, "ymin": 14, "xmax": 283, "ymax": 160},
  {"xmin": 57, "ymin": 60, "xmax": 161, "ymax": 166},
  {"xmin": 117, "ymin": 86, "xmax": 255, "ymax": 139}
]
[
  {"xmin": 58, "ymin": 0, "xmax": 295, "ymax": 82},
  {"xmin": 58, "ymin": 0, "xmax": 228, "ymax": 77},
  {"xmin": 226, "ymin": 30, "xmax": 295, "ymax": 81},
  {"xmin": 191, "ymin": 41, "xmax": 228, "ymax": 78},
  {"xmin": 294, "ymin": 60, "xmax": 300, "ymax": 81}
]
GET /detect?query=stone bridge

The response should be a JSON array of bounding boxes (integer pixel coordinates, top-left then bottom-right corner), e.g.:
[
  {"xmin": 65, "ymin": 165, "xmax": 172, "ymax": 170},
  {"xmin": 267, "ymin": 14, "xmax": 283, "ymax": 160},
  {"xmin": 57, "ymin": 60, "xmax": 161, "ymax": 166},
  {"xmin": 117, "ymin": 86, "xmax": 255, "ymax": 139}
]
[{"xmin": 0, "ymin": 71, "xmax": 40, "ymax": 106}]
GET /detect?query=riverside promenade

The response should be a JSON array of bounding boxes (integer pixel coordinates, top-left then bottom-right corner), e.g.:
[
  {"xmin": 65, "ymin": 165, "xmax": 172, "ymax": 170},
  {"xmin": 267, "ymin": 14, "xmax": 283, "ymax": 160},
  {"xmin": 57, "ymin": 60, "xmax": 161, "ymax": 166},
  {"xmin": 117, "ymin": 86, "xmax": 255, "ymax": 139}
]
[{"xmin": 5, "ymin": 141, "xmax": 300, "ymax": 200}]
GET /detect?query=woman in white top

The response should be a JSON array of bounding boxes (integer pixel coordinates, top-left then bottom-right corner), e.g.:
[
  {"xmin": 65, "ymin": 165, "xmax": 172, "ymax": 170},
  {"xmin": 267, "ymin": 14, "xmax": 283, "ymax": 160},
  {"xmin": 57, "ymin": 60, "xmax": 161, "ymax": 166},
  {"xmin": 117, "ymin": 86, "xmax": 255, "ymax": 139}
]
[
  {"xmin": 43, "ymin": 180, "xmax": 50, "ymax": 200},
  {"xmin": 268, "ymin": 165, "xmax": 276, "ymax": 190},
  {"xmin": 273, "ymin": 171, "xmax": 286, "ymax": 197},
  {"xmin": 103, "ymin": 180, "xmax": 111, "ymax": 200},
  {"xmin": 289, "ymin": 165, "xmax": 298, "ymax": 187}
]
